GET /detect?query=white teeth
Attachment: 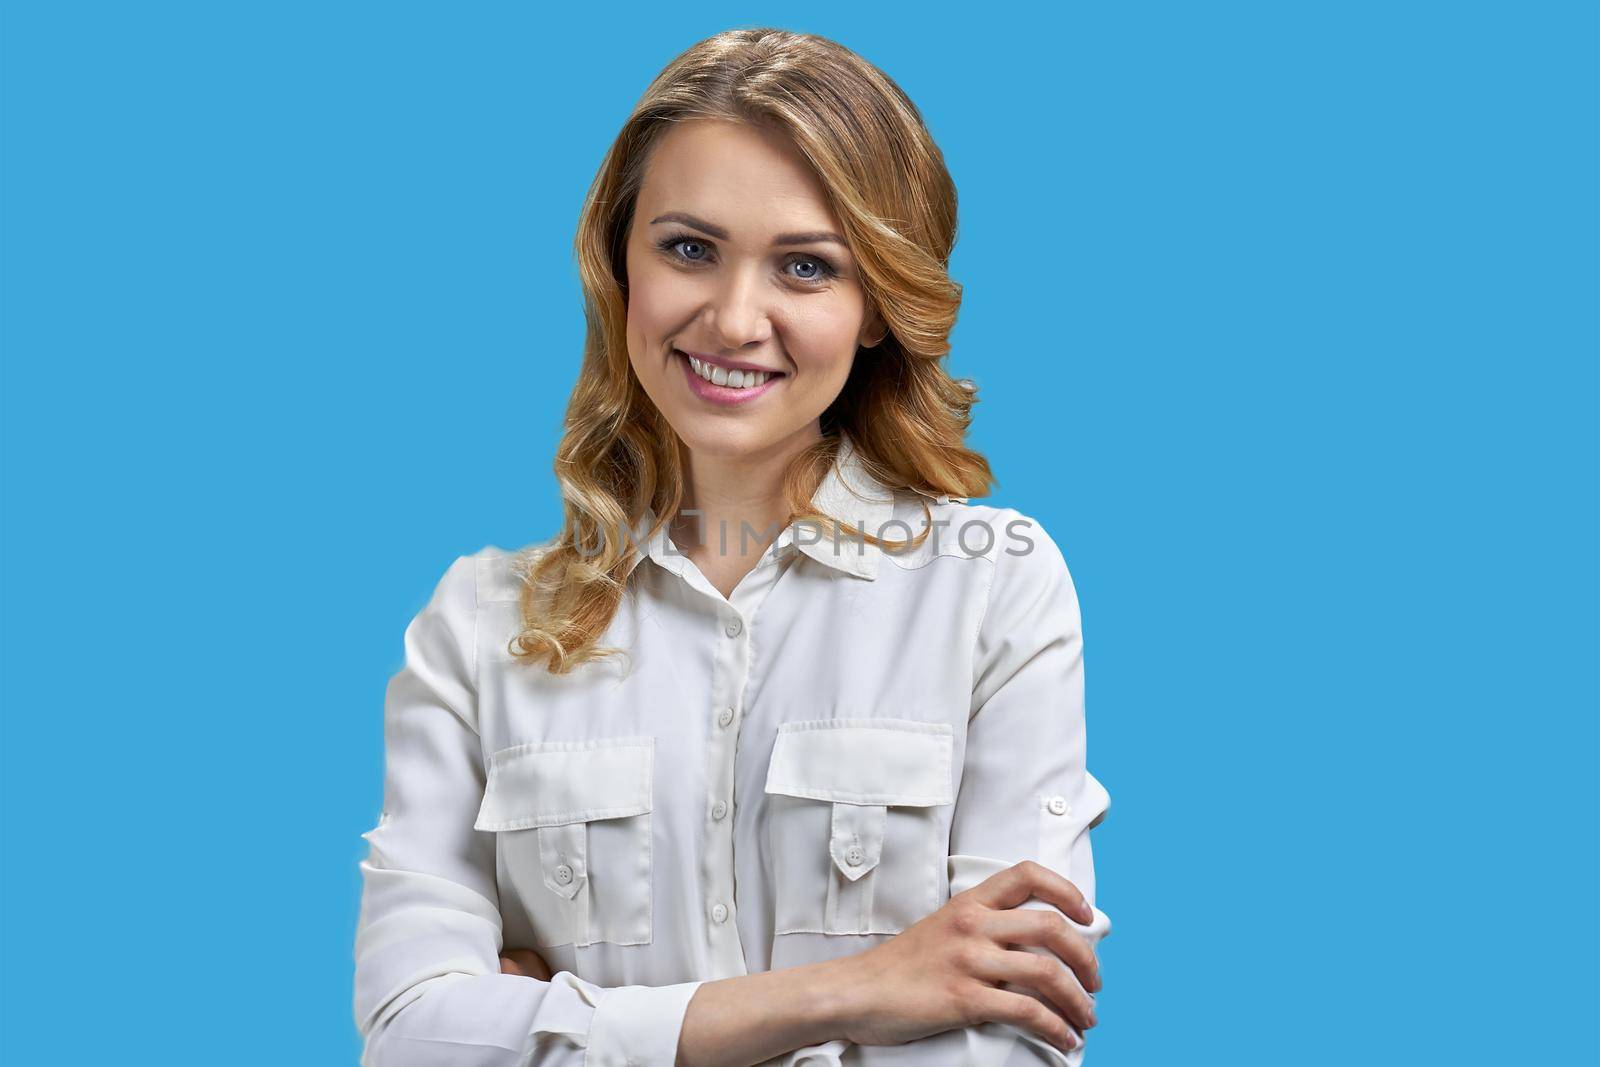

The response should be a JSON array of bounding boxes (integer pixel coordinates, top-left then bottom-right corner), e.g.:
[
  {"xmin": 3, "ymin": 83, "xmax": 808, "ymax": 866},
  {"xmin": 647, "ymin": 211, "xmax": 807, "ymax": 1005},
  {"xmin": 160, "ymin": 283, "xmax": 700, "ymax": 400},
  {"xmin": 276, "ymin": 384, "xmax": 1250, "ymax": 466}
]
[{"xmin": 686, "ymin": 354, "xmax": 773, "ymax": 390}]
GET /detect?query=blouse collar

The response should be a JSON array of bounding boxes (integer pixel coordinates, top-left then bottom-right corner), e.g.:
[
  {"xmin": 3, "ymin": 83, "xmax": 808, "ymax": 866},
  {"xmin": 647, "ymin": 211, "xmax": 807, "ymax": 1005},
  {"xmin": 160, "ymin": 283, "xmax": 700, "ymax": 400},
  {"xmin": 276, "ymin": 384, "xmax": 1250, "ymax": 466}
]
[{"xmin": 624, "ymin": 431, "xmax": 899, "ymax": 582}]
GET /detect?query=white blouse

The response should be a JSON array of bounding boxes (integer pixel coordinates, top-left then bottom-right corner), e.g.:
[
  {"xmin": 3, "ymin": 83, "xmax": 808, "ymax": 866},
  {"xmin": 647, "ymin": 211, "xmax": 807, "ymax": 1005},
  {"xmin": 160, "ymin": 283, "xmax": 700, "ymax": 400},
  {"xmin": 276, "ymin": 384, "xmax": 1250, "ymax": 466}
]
[{"xmin": 353, "ymin": 432, "xmax": 1113, "ymax": 1066}]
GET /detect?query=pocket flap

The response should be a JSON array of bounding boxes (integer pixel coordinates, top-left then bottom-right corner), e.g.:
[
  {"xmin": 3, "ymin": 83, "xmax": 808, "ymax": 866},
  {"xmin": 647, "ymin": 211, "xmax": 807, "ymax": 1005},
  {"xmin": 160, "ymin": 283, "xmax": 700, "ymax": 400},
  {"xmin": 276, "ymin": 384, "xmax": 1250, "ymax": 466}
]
[
  {"xmin": 474, "ymin": 736, "xmax": 654, "ymax": 832},
  {"xmin": 764, "ymin": 718, "xmax": 954, "ymax": 806},
  {"xmin": 830, "ymin": 801, "xmax": 886, "ymax": 881}
]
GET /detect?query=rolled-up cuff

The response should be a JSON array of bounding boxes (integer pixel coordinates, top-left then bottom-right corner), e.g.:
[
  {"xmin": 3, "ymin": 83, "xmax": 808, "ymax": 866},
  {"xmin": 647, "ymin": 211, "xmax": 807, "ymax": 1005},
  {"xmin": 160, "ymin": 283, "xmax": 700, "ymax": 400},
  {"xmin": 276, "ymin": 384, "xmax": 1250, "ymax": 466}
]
[{"xmin": 586, "ymin": 979, "xmax": 706, "ymax": 1067}]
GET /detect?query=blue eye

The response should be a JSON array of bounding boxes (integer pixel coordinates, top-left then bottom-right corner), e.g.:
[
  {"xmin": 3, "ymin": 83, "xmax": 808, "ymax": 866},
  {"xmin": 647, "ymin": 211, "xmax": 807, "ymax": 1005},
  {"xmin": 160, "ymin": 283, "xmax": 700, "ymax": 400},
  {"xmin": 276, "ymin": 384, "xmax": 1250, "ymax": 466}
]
[
  {"xmin": 659, "ymin": 235, "xmax": 711, "ymax": 262},
  {"xmin": 788, "ymin": 257, "xmax": 836, "ymax": 283},
  {"xmin": 654, "ymin": 232, "xmax": 839, "ymax": 286}
]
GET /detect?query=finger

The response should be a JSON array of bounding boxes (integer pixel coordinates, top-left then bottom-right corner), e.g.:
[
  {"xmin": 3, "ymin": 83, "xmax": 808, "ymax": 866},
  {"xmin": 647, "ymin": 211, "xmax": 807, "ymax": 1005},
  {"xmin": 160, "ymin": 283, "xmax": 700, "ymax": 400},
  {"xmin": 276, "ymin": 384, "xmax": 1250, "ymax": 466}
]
[
  {"xmin": 965, "ymin": 861, "xmax": 1093, "ymax": 924},
  {"xmin": 965, "ymin": 986, "xmax": 1083, "ymax": 1055},
  {"xmin": 519, "ymin": 950, "xmax": 553, "ymax": 981},
  {"xmin": 501, "ymin": 951, "xmax": 538, "ymax": 977},
  {"xmin": 984, "ymin": 908, "xmax": 1102, "ymax": 993},
  {"xmin": 500, "ymin": 948, "xmax": 552, "ymax": 981},
  {"xmin": 969, "ymin": 947, "xmax": 1097, "ymax": 1033}
]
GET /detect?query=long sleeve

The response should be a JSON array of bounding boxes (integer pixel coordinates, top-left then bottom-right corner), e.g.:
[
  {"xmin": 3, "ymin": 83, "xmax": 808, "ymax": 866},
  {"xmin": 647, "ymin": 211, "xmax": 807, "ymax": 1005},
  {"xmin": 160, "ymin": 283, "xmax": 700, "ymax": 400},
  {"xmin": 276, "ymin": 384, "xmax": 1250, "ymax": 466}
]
[
  {"xmin": 353, "ymin": 554, "xmax": 705, "ymax": 1066},
  {"xmin": 942, "ymin": 510, "xmax": 1112, "ymax": 1064},
  {"xmin": 763, "ymin": 511, "xmax": 1112, "ymax": 1067}
]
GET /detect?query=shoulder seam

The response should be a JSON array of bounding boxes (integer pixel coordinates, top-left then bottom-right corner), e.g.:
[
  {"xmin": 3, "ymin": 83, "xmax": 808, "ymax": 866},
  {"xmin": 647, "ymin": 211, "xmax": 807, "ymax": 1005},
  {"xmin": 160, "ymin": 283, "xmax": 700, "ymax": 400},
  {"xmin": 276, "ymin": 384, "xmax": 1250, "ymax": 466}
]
[
  {"xmin": 968, "ymin": 507, "xmax": 1016, "ymax": 710},
  {"xmin": 468, "ymin": 554, "xmax": 481, "ymax": 699},
  {"xmin": 881, "ymin": 502, "xmax": 1014, "ymax": 571}
]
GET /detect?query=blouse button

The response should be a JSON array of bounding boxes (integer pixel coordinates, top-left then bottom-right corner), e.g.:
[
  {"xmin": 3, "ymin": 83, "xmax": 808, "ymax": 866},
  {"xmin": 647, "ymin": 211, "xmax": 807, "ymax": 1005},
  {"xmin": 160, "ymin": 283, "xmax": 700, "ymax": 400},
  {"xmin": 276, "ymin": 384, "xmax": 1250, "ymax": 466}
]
[
  {"xmin": 711, "ymin": 800, "xmax": 728, "ymax": 820},
  {"xmin": 711, "ymin": 902, "xmax": 729, "ymax": 924},
  {"xmin": 1047, "ymin": 795, "xmax": 1069, "ymax": 816},
  {"xmin": 554, "ymin": 863, "xmax": 574, "ymax": 884},
  {"xmin": 718, "ymin": 706, "xmax": 735, "ymax": 728},
  {"xmin": 845, "ymin": 844, "xmax": 865, "ymax": 866},
  {"xmin": 724, "ymin": 617, "xmax": 743, "ymax": 637}
]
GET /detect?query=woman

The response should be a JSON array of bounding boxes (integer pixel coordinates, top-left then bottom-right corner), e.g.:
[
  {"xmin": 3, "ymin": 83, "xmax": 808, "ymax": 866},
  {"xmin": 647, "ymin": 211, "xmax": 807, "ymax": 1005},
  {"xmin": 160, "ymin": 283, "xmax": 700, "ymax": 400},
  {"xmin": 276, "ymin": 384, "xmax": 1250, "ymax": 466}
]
[{"xmin": 353, "ymin": 27, "xmax": 1112, "ymax": 1067}]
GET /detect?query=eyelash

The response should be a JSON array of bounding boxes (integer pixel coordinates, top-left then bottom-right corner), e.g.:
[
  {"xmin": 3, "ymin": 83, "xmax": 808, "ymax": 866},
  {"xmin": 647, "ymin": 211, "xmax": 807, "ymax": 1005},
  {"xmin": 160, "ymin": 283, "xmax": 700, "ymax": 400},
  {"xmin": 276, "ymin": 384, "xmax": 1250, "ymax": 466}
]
[{"xmin": 654, "ymin": 232, "xmax": 840, "ymax": 286}]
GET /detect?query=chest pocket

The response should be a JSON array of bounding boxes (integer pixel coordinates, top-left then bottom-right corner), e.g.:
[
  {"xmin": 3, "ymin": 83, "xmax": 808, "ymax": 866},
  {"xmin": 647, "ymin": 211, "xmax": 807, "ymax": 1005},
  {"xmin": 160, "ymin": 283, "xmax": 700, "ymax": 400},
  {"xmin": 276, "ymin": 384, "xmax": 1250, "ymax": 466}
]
[
  {"xmin": 474, "ymin": 736, "xmax": 654, "ymax": 948},
  {"xmin": 763, "ymin": 718, "xmax": 955, "ymax": 936}
]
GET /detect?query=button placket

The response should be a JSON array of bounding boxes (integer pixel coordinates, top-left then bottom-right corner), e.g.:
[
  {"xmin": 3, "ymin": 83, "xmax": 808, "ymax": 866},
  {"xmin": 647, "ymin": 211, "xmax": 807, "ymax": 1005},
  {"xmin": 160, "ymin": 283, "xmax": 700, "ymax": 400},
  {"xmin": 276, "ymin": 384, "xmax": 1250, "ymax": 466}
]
[
  {"xmin": 704, "ymin": 603, "xmax": 750, "ymax": 969},
  {"xmin": 700, "ymin": 544, "xmax": 790, "ymax": 976}
]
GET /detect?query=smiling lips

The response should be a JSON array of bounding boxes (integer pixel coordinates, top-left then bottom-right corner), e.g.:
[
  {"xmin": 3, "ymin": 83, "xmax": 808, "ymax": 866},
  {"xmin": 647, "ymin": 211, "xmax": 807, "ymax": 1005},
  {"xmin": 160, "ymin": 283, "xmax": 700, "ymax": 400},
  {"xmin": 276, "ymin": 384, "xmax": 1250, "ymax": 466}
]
[
  {"xmin": 680, "ymin": 350, "xmax": 781, "ymax": 389},
  {"xmin": 675, "ymin": 348, "xmax": 784, "ymax": 405}
]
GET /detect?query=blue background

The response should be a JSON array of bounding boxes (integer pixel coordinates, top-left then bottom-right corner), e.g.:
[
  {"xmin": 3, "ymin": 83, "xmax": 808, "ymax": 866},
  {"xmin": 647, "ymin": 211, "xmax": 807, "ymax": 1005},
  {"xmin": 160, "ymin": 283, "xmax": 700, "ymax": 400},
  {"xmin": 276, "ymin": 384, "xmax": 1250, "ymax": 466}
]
[{"xmin": 2, "ymin": 2, "xmax": 1596, "ymax": 1064}]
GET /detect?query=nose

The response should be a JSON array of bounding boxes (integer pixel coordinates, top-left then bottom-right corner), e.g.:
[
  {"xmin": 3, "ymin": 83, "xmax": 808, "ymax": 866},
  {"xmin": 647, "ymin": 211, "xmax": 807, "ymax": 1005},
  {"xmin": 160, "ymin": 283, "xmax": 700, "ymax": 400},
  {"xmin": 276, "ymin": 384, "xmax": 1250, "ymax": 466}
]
[{"xmin": 702, "ymin": 266, "xmax": 772, "ymax": 351}]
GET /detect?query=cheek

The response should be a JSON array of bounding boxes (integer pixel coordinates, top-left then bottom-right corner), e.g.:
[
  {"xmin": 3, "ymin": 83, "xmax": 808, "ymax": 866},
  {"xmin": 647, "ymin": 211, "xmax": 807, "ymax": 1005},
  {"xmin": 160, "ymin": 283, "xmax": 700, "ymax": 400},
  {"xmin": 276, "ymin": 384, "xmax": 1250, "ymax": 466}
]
[
  {"xmin": 624, "ymin": 262, "xmax": 691, "ymax": 384},
  {"xmin": 785, "ymin": 303, "xmax": 865, "ymax": 381},
  {"xmin": 626, "ymin": 263, "xmax": 678, "ymax": 337}
]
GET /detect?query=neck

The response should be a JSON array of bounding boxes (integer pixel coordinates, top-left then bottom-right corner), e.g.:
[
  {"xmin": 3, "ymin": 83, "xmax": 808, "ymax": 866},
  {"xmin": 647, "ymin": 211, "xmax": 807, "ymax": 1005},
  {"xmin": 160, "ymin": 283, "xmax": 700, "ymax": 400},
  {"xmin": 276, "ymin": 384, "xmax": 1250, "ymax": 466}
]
[{"xmin": 673, "ymin": 424, "xmax": 828, "ymax": 566}]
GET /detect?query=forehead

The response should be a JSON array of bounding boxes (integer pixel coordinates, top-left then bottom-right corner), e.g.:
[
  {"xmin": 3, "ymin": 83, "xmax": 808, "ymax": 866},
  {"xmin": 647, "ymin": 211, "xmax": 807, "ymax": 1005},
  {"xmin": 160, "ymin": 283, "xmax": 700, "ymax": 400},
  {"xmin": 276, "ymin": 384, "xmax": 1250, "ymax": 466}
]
[{"xmin": 637, "ymin": 119, "xmax": 842, "ymax": 238}]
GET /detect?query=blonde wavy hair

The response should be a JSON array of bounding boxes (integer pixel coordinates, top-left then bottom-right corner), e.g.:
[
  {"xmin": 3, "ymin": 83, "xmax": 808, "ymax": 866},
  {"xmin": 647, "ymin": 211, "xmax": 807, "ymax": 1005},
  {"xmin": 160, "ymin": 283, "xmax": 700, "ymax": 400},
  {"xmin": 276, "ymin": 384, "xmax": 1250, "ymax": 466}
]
[{"xmin": 511, "ymin": 26, "xmax": 994, "ymax": 674}]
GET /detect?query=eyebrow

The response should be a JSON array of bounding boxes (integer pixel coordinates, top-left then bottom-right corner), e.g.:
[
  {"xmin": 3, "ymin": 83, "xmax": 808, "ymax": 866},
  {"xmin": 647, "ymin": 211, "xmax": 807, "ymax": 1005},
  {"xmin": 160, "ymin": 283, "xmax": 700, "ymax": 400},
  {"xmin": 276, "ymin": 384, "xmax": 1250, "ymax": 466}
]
[{"xmin": 649, "ymin": 212, "xmax": 848, "ymax": 248}]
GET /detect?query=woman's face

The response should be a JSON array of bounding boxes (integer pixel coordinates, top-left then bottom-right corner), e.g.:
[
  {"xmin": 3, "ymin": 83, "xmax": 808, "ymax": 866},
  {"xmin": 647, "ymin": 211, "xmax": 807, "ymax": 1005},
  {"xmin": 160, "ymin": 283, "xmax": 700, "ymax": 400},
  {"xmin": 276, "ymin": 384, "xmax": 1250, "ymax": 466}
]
[{"xmin": 624, "ymin": 118, "xmax": 883, "ymax": 463}]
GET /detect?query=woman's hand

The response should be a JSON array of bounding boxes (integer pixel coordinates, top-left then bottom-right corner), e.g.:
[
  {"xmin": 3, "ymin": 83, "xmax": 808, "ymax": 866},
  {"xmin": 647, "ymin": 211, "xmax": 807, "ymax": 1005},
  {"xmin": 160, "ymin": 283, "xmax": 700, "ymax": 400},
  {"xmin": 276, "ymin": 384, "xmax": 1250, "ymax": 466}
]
[
  {"xmin": 831, "ymin": 860, "xmax": 1101, "ymax": 1055},
  {"xmin": 499, "ymin": 947, "xmax": 554, "ymax": 982}
]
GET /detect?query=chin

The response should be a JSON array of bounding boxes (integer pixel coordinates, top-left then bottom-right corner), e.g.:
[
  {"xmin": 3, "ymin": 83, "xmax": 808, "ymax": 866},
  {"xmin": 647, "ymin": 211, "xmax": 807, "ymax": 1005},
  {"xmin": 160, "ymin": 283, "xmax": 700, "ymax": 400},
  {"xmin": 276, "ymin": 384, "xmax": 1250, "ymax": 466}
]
[
  {"xmin": 675, "ymin": 422, "xmax": 774, "ymax": 454},
  {"xmin": 677, "ymin": 418, "xmax": 822, "ymax": 459}
]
